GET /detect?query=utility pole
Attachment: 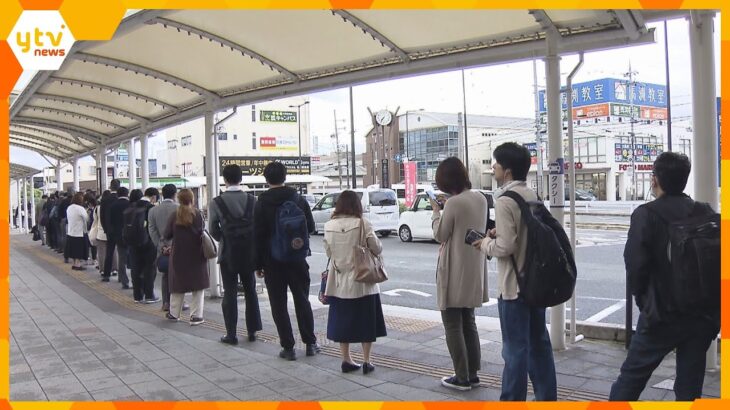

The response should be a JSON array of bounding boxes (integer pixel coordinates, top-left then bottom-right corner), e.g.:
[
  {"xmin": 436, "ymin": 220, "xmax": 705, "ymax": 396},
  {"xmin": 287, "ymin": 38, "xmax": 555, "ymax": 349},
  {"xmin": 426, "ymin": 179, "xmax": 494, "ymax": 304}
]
[
  {"xmin": 533, "ymin": 58, "xmax": 544, "ymax": 198},
  {"xmin": 461, "ymin": 69, "xmax": 469, "ymax": 170},
  {"xmin": 624, "ymin": 64, "xmax": 638, "ymax": 201},
  {"xmin": 664, "ymin": 20, "xmax": 673, "ymax": 152},
  {"xmin": 333, "ymin": 110, "xmax": 344, "ymax": 189},
  {"xmin": 345, "ymin": 144, "xmax": 351, "ymax": 188},
  {"xmin": 349, "ymin": 86, "xmax": 357, "ymax": 188}
]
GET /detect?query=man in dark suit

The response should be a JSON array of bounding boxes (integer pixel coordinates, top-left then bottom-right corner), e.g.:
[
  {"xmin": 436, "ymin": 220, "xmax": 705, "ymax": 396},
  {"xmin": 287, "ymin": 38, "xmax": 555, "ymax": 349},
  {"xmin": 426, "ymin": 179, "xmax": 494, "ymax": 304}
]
[
  {"xmin": 101, "ymin": 179, "xmax": 120, "ymax": 281},
  {"xmin": 103, "ymin": 183, "xmax": 131, "ymax": 289}
]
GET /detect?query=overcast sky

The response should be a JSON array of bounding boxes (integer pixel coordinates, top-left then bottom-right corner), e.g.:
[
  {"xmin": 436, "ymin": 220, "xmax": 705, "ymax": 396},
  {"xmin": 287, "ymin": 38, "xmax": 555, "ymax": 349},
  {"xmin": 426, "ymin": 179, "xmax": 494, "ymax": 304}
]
[{"xmin": 10, "ymin": 15, "xmax": 721, "ymax": 169}]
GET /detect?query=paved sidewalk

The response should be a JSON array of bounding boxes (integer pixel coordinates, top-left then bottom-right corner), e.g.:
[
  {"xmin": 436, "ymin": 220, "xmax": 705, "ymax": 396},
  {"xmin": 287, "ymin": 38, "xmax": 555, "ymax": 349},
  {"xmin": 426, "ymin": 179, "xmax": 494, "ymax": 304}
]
[{"xmin": 9, "ymin": 234, "xmax": 720, "ymax": 401}]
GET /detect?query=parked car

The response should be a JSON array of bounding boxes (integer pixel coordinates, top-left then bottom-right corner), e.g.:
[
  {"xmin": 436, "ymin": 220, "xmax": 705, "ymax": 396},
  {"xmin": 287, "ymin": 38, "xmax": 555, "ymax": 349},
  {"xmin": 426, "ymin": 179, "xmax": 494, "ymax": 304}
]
[
  {"xmin": 303, "ymin": 194, "xmax": 317, "ymax": 209},
  {"xmin": 398, "ymin": 190, "xmax": 494, "ymax": 242},
  {"xmin": 565, "ymin": 188, "xmax": 597, "ymax": 201},
  {"xmin": 311, "ymin": 188, "xmax": 399, "ymax": 237}
]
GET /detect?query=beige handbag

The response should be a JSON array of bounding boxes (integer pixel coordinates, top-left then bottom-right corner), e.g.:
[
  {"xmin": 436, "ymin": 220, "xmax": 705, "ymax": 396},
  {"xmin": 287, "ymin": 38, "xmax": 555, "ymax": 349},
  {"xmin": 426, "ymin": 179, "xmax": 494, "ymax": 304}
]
[
  {"xmin": 353, "ymin": 218, "xmax": 388, "ymax": 284},
  {"xmin": 201, "ymin": 229, "xmax": 218, "ymax": 260}
]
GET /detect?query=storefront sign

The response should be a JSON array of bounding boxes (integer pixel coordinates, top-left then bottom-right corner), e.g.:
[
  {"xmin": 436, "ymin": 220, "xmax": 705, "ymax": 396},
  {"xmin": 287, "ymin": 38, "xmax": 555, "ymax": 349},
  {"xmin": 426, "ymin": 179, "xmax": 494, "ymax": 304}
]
[
  {"xmin": 610, "ymin": 103, "xmax": 641, "ymax": 118},
  {"xmin": 381, "ymin": 159, "xmax": 390, "ymax": 189},
  {"xmin": 539, "ymin": 78, "xmax": 667, "ymax": 112},
  {"xmin": 564, "ymin": 162, "xmax": 583, "ymax": 170},
  {"xmin": 614, "ymin": 143, "xmax": 663, "ymax": 163},
  {"xmin": 640, "ymin": 107, "xmax": 668, "ymax": 120},
  {"xmin": 574, "ymin": 103, "xmax": 610, "ymax": 118},
  {"xmin": 259, "ymin": 136, "xmax": 298, "ymax": 151},
  {"xmin": 260, "ymin": 110, "xmax": 297, "ymax": 123},
  {"xmin": 618, "ymin": 163, "xmax": 654, "ymax": 172},
  {"xmin": 219, "ymin": 156, "xmax": 311, "ymax": 176},
  {"xmin": 523, "ymin": 143, "xmax": 538, "ymax": 164}
]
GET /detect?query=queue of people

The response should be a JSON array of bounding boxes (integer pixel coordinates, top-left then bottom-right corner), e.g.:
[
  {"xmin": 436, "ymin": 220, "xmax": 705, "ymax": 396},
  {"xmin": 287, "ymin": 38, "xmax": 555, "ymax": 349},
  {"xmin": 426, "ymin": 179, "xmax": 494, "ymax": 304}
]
[{"xmin": 28, "ymin": 143, "xmax": 718, "ymax": 401}]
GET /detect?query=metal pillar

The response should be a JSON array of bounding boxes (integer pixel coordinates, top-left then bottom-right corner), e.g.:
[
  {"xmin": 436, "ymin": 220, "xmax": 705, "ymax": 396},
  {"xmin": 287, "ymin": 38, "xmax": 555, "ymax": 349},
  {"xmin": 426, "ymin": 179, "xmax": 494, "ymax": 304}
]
[
  {"xmin": 204, "ymin": 110, "xmax": 222, "ymax": 298},
  {"xmin": 566, "ymin": 52, "xmax": 584, "ymax": 345},
  {"xmin": 98, "ymin": 146, "xmax": 108, "ymax": 192},
  {"xmin": 72, "ymin": 157, "xmax": 80, "ymax": 193},
  {"xmin": 688, "ymin": 10, "xmax": 719, "ymax": 370},
  {"xmin": 22, "ymin": 177, "xmax": 29, "ymax": 232},
  {"xmin": 141, "ymin": 133, "xmax": 150, "ymax": 190},
  {"xmin": 349, "ymin": 87, "xmax": 357, "ymax": 188},
  {"xmin": 9, "ymin": 181, "xmax": 14, "ymax": 230},
  {"xmin": 533, "ymin": 58, "xmax": 544, "ymax": 199},
  {"xmin": 55, "ymin": 159, "xmax": 62, "ymax": 193},
  {"xmin": 15, "ymin": 180, "xmax": 21, "ymax": 229},
  {"xmin": 128, "ymin": 138, "xmax": 137, "ymax": 190},
  {"xmin": 29, "ymin": 176, "xmax": 36, "ymax": 228},
  {"xmin": 545, "ymin": 30, "xmax": 566, "ymax": 350}
]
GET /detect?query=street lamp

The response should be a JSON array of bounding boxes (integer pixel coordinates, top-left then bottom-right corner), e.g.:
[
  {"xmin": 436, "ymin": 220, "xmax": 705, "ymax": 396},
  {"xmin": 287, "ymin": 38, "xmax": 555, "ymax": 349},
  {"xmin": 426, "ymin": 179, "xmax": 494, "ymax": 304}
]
[{"xmin": 289, "ymin": 101, "xmax": 310, "ymax": 194}]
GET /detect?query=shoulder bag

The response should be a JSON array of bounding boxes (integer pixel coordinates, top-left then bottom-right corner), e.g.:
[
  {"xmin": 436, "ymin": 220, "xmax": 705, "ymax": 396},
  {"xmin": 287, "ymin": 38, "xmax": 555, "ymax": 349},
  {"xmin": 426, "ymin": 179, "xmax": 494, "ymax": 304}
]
[{"xmin": 353, "ymin": 218, "xmax": 388, "ymax": 284}]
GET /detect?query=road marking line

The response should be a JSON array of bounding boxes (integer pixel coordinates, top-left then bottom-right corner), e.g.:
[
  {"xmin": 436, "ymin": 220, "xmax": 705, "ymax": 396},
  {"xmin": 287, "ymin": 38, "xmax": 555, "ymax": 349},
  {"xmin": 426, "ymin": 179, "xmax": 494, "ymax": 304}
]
[{"xmin": 585, "ymin": 300, "xmax": 626, "ymax": 323}]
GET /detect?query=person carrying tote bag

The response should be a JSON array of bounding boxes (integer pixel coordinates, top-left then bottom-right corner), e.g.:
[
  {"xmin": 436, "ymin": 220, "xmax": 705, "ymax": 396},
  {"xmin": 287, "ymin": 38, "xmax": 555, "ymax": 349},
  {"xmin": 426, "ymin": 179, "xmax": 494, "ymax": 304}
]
[
  {"xmin": 323, "ymin": 190, "xmax": 387, "ymax": 375},
  {"xmin": 201, "ymin": 229, "xmax": 217, "ymax": 260}
]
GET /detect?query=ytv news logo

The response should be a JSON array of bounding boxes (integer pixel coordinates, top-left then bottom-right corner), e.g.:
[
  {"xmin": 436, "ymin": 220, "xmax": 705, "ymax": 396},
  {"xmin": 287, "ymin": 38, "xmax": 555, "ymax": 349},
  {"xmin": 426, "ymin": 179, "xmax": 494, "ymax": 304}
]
[{"xmin": 9, "ymin": 11, "xmax": 75, "ymax": 70}]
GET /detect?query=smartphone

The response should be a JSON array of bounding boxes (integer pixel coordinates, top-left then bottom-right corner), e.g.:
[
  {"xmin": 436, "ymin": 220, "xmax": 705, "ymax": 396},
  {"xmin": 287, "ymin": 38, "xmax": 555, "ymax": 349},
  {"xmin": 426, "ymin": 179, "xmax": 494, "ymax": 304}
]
[
  {"xmin": 426, "ymin": 190, "xmax": 446, "ymax": 208},
  {"xmin": 465, "ymin": 228, "xmax": 486, "ymax": 245}
]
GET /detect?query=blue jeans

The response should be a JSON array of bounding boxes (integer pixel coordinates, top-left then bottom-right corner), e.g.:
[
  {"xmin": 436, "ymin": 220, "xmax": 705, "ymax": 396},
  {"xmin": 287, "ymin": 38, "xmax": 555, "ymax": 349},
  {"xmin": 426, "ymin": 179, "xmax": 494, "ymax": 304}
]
[
  {"xmin": 609, "ymin": 313, "xmax": 718, "ymax": 401},
  {"xmin": 498, "ymin": 297, "xmax": 557, "ymax": 401}
]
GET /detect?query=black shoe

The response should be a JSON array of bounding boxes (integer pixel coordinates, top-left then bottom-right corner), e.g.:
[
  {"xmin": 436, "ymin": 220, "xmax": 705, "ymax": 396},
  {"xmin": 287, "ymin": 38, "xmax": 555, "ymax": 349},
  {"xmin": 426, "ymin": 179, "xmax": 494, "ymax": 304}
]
[
  {"xmin": 165, "ymin": 313, "xmax": 179, "ymax": 321},
  {"xmin": 469, "ymin": 377, "xmax": 480, "ymax": 387},
  {"xmin": 111, "ymin": 271, "xmax": 118, "ymax": 276},
  {"xmin": 247, "ymin": 332, "xmax": 256, "ymax": 342},
  {"xmin": 190, "ymin": 317, "xmax": 205, "ymax": 326},
  {"xmin": 363, "ymin": 362, "xmax": 375, "ymax": 374},
  {"xmin": 305, "ymin": 343, "xmax": 321, "ymax": 357},
  {"xmin": 101, "ymin": 277, "xmax": 110, "ymax": 282},
  {"xmin": 220, "ymin": 335, "xmax": 239, "ymax": 345},
  {"xmin": 279, "ymin": 348, "xmax": 296, "ymax": 361},
  {"xmin": 441, "ymin": 376, "xmax": 471, "ymax": 391},
  {"xmin": 121, "ymin": 284, "xmax": 130, "ymax": 290},
  {"xmin": 341, "ymin": 361, "xmax": 361, "ymax": 373}
]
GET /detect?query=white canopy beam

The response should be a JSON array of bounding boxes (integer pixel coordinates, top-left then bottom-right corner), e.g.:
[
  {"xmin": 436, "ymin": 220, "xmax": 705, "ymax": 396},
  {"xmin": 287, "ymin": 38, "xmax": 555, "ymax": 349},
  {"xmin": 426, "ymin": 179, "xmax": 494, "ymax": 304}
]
[
  {"xmin": 49, "ymin": 77, "xmax": 178, "ymax": 111},
  {"xmin": 332, "ymin": 10, "xmax": 410, "ymax": 63},
  {"xmin": 24, "ymin": 106, "xmax": 127, "ymax": 130},
  {"xmin": 13, "ymin": 118, "xmax": 106, "ymax": 144},
  {"xmin": 34, "ymin": 94, "xmax": 151, "ymax": 124}
]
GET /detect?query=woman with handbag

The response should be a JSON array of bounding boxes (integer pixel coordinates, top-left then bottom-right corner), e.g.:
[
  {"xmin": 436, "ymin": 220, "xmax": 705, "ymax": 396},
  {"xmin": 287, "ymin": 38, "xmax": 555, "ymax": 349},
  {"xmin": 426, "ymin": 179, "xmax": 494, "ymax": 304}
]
[
  {"xmin": 430, "ymin": 157, "xmax": 488, "ymax": 391},
  {"xmin": 163, "ymin": 189, "xmax": 210, "ymax": 325},
  {"xmin": 323, "ymin": 190, "xmax": 387, "ymax": 374}
]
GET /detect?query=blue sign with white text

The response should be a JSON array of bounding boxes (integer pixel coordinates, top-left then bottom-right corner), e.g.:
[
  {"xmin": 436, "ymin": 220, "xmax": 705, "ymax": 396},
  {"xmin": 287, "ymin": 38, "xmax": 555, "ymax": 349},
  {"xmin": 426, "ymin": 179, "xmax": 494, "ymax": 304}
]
[{"xmin": 538, "ymin": 78, "xmax": 667, "ymax": 112}]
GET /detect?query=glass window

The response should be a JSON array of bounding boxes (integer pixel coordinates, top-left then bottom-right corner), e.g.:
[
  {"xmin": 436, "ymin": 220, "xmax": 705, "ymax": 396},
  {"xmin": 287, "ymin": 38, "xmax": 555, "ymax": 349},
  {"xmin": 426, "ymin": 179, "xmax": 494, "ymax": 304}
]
[
  {"xmin": 319, "ymin": 195, "xmax": 336, "ymax": 210},
  {"xmin": 369, "ymin": 190, "xmax": 397, "ymax": 206},
  {"xmin": 415, "ymin": 196, "xmax": 432, "ymax": 211},
  {"xmin": 217, "ymin": 133, "xmax": 228, "ymax": 141},
  {"xmin": 251, "ymin": 105, "xmax": 256, "ymax": 122},
  {"xmin": 252, "ymin": 138, "xmax": 256, "ymax": 150},
  {"xmin": 181, "ymin": 136, "xmax": 192, "ymax": 147},
  {"xmin": 167, "ymin": 140, "xmax": 177, "ymax": 150}
]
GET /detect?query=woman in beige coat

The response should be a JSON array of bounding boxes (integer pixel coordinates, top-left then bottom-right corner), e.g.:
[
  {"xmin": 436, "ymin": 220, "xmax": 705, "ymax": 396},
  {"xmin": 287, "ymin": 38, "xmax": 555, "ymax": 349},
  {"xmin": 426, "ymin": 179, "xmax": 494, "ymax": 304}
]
[
  {"xmin": 430, "ymin": 157, "xmax": 488, "ymax": 391},
  {"xmin": 323, "ymin": 190, "xmax": 387, "ymax": 375}
]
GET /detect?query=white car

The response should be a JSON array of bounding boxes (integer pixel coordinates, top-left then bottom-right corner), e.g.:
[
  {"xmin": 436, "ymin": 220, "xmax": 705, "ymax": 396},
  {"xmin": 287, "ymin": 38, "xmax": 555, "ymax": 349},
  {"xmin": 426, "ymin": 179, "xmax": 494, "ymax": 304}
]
[
  {"xmin": 398, "ymin": 190, "xmax": 495, "ymax": 242},
  {"xmin": 303, "ymin": 194, "xmax": 317, "ymax": 209},
  {"xmin": 312, "ymin": 188, "xmax": 400, "ymax": 237}
]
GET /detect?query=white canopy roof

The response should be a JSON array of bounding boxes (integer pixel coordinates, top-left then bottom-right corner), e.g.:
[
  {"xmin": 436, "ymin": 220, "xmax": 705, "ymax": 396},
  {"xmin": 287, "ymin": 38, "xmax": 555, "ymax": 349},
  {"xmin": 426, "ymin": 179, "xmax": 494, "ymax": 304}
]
[
  {"xmin": 11, "ymin": 9, "xmax": 686, "ymax": 162},
  {"xmin": 10, "ymin": 163, "xmax": 41, "ymax": 180}
]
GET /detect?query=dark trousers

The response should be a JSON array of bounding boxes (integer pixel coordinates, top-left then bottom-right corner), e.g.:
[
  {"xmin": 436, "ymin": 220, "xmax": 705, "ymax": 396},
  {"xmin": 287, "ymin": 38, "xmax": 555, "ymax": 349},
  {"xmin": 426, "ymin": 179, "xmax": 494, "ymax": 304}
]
[
  {"xmin": 161, "ymin": 270, "xmax": 170, "ymax": 306},
  {"xmin": 47, "ymin": 223, "xmax": 56, "ymax": 249},
  {"xmin": 263, "ymin": 260, "xmax": 316, "ymax": 349},
  {"xmin": 60, "ymin": 219, "xmax": 68, "ymax": 258},
  {"xmin": 130, "ymin": 245, "xmax": 157, "ymax": 301},
  {"xmin": 609, "ymin": 313, "xmax": 718, "ymax": 401},
  {"xmin": 497, "ymin": 297, "xmax": 557, "ymax": 401},
  {"xmin": 441, "ymin": 307, "xmax": 481, "ymax": 383},
  {"xmin": 221, "ymin": 263, "xmax": 262, "ymax": 337},
  {"xmin": 103, "ymin": 237, "xmax": 129, "ymax": 286}
]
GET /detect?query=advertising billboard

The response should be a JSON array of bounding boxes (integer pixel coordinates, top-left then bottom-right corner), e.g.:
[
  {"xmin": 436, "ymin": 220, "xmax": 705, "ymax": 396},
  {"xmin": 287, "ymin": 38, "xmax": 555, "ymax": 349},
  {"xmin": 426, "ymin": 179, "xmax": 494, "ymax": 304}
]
[
  {"xmin": 260, "ymin": 110, "xmax": 297, "ymax": 123},
  {"xmin": 219, "ymin": 156, "xmax": 311, "ymax": 176},
  {"xmin": 539, "ymin": 78, "xmax": 667, "ymax": 112}
]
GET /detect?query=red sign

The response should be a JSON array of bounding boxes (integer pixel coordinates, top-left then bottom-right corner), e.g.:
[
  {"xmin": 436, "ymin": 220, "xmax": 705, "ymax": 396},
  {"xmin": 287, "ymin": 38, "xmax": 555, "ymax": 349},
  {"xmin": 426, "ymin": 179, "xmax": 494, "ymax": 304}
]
[
  {"xmin": 618, "ymin": 164, "xmax": 653, "ymax": 171},
  {"xmin": 563, "ymin": 162, "xmax": 583, "ymax": 170},
  {"xmin": 260, "ymin": 137, "xmax": 276, "ymax": 148},
  {"xmin": 404, "ymin": 161, "xmax": 417, "ymax": 208},
  {"xmin": 573, "ymin": 103, "xmax": 609, "ymax": 118}
]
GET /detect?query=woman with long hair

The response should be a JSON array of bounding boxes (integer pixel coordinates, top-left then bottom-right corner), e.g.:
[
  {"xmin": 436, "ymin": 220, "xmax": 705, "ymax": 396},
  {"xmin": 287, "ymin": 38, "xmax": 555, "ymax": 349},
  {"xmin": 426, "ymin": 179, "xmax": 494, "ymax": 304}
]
[
  {"xmin": 66, "ymin": 192, "xmax": 90, "ymax": 270},
  {"xmin": 164, "ymin": 189, "xmax": 209, "ymax": 325},
  {"xmin": 84, "ymin": 193, "xmax": 98, "ymax": 267},
  {"xmin": 323, "ymin": 190, "xmax": 386, "ymax": 374}
]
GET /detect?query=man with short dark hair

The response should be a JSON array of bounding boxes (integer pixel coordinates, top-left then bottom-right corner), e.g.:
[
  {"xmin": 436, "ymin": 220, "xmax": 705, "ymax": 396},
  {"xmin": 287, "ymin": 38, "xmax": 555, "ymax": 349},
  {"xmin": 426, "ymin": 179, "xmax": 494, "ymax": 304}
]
[
  {"xmin": 610, "ymin": 152, "xmax": 720, "ymax": 401},
  {"xmin": 101, "ymin": 179, "xmax": 120, "ymax": 281},
  {"xmin": 476, "ymin": 142, "xmax": 557, "ymax": 401},
  {"xmin": 149, "ymin": 184, "xmax": 180, "ymax": 311},
  {"xmin": 254, "ymin": 161, "xmax": 319, "ymax": 360},
  {"xmin": 128, "ymin": 187, "xmax": 160, "ymax": 303},
  {"xmin": 104, "ymin": 186, "xmax": 131, "ymax": 288},
  {"xmin": 209, "ymin": 164, "xmax": 262, "ymax": 345}
]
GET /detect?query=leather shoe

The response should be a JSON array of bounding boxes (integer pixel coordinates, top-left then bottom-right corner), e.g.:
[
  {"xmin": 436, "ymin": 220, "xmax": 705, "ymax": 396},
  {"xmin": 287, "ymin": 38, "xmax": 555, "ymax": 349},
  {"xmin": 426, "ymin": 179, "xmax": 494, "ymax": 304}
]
[
  {"xmin": 305, "ymin": 343, "xmax": 321, "ymax": 356},
  {"xmin": 341, "ymin": 361, "xmax": 361, "ymax": 373},
  {"xmin": 101, "ymin": 277, "xmax": 110, "ymax": 282},
  {"xmin": 363, "ymin": 362, "xmax": 375, "ymax": 374},
  {"xmin": 279, "ymin": 348, "xmax": 296, "ymax": 361},
  {"xmin": 248, "ymin": 332, "xmax": 256, "ymax": 342},
  {"xmin": 220, "ymin": 335, "xmax": 238, "ymax": 345}
]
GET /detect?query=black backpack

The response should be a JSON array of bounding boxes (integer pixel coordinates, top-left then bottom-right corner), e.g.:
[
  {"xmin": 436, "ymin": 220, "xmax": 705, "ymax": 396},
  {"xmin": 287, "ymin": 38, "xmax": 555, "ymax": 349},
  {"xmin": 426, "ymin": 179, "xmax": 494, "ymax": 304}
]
[
  {"xmin": 501, "ymin": 191, "xmax": 577, "ymax": 307},
  {"xmin": 214, "ymin": 194, "xmax": 255, "ymax": 272},
  {"xmin": 122, "ymin": 206, "xmax": 150, "ymax": 247},
  {"xmin": 645, "ymin": 201, "xmax": 720, "ymax": 315}
]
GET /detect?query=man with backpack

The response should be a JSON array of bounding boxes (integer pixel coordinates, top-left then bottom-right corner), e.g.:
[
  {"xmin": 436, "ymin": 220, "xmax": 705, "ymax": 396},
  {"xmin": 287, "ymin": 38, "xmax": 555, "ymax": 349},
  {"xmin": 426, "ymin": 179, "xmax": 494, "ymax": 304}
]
[
  {"xmin": 209, "ymin": 164, "xmax": 262, "ymax": 345},
  {"xmin": 125, "ymin": 188, "xmax": 161, "ymax": 303},
  {"xmin": 473, "ymin": 142, "xmax": 558, "ymax": 401},
  {"xmin": 101, "ymin": 179, "xmax": 121, "ymax": 281},
  {"xmin": 254, "ymin": 161, "xmax": 319, "ymax": 361},
  {"xmin": 610, "ymin": 152, "xmax": 720, "ymax": 401}
]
